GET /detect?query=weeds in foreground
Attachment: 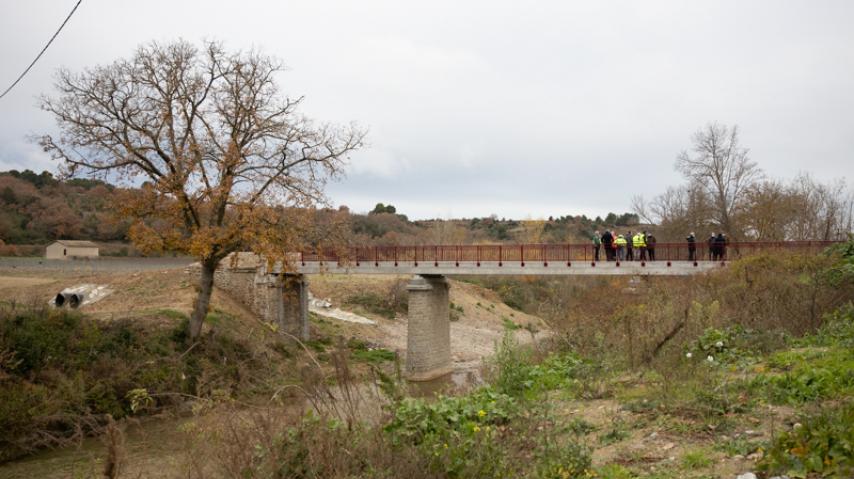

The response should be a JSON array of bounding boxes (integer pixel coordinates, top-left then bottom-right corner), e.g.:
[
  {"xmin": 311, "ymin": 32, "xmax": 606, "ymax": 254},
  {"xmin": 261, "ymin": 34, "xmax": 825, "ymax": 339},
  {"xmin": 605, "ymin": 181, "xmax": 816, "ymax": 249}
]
[
  {"xmin": 751, "ymin": 347, "xmax": 854, "ymax": 404},
  {"xmin": 594, "ymin": 464, "xmax": 634, "ymax": 479},
  {"xmin": 488, "ymin": 331, "xmax": 610, "ymax": 401},
  {"xmin": 181, "ymin": 331, "xmax": 595, "ymax": 479},
  {"xmin": 680, "ymin": 447, "xmax": 714, "ymax": 469},
  {"xmin": 0, "ymin": 302, "xmax": 293, "ymax": 462},
  {"xmin": 714, "ymin": 436, "xmax": 761, "ymax": 457},
  {"xmin": 759, "ymin": 401, "xmax": 854, "ymax": 478}
]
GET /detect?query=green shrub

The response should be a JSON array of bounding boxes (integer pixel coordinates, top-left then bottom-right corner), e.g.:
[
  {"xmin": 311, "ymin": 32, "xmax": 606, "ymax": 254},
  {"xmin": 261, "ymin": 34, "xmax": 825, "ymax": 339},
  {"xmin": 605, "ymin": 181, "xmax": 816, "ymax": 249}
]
[
  {"xmin": 752, "ymin": 347, "xmax": 854, "ymax": 404},
  {"xmin": 385, "ymin": 387, "xmax": 519, "ymax": 477},
  {"xmin": 597, "ymin": 417, "xmax": 629, "ymax": 445},
  {"xmin": 532, "ymin": 440, "xmax": 592, "ymax": 479},
  {"xmin": 822, "ymin": 239, "xmax": 854, "ymax": 287},
  {"xmin": 501, "ymin": 316, "xmax": 521, "ymax": 330},
  {"xmin": 565, "ymin": 417, "xmax": 597, "ymax": 436},
  {"xmin": 385, "ymin": 387, "xmax": 517, "ymax": 444},
  {"xmin": 681, "ymin": 448, "xmax": 713, "ymax": 469},
  {"xmin": 490, "ymin": 332, "xmax": 586, "ymax": 399},
  {"xmin": 759, "ymin": 402, "xmax": 854, "ymax": 478},
  {"xmin": 344, "ymin": 338, "xmax": 396, "ymax": 363},
  {"xmin": 352, "ymin": 348, "xmax": 397, "ymax": 363},
  {"xmin": 345, "ymin": 281, "xmax": 408, "ymax": 320},
  {"xmin": 0, "ymin": 304, "xmax": 268, "ymax": 461},
  {"xmin": 715, "ymin": 436, "xmax": 761, "ymax": 457},
  {"xmin": 595, "ymin": 464, "xmax": 634, "ymax": 479},
  {"xmin": 414, "ymin": 421, "xmax": 511, "ymax": 478},
  {"xmin": 809, "ymin": 302, "xmax": 854, "ymax": 348},
  {"xmin": 490, "ymin": 333, "xmax": 535, "ymax": 396},
  {"xmin": 686, "ymin": 325, "xmax": 780, "ymax": 367},
  {"xmin": 306, "ymin": 336, "xmax": 333, "ymax": 352}
]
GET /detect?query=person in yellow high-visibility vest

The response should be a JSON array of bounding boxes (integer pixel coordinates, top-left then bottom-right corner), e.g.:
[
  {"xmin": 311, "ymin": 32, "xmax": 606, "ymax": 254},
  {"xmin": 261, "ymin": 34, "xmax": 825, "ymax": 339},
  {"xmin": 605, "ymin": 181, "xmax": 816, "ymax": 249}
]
[
  {"xmin": 632, "ymin": 231, "xmax": 647, "ymax": 261},
  {"xmin": 614, "ymin": 234, "xmax": 627, "ymax": 261}
]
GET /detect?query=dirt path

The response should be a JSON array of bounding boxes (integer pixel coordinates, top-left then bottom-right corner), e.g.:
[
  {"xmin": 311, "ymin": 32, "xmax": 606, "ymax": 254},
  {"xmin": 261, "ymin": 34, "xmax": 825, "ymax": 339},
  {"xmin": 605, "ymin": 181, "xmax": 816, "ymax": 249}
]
[{"xmin": 0, "ymin": 276, "xmax": 58, "ymax": 289}]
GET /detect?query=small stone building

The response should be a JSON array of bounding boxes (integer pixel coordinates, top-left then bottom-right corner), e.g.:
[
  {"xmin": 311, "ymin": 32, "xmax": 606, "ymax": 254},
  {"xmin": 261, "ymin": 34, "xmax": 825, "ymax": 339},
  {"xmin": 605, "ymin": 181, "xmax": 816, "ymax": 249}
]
[{"xmin": 45, "ymin": 240, "xmax": 100, "ymax": 260}]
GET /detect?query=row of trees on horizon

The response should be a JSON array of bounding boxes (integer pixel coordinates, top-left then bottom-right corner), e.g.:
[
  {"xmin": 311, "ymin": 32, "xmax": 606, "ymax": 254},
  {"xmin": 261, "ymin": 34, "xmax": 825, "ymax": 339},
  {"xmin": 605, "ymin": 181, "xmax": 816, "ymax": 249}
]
[
  {"xmin": 1, "ymin": 160, "xmax": 850, "ymax": 251},
  {"xmin": 0, "ymin": 168, "xmax": 643, "ymax": 248}
]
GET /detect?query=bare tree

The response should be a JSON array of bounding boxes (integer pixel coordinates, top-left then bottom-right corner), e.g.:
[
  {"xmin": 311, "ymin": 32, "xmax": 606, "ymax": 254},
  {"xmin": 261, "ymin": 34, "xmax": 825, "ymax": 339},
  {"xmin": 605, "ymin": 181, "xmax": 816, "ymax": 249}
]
[
  {"xmin": 426, "ymin": 220, "xmax": 468, "ymax": 245},
  {"xmin": 40, "ymin": 40, "xmax": 365, "ymax": 339},
  {"xmin": 789, "ymin": 173, "xmax": 854, "ymax": 240},
  {"xmin": 632, "ymin": 183, "xmax": 714, "ymax": 241},
  {"xmin": 676, "ymin": 123, "xmax": 762, "ymax": 237},
  {"xmin": 630, "ymin": 194, "xmax": 655, "ymax": 225},
  {"xmin": 743, "ymin": 180, "xmax": 799, "ymax": 240}
]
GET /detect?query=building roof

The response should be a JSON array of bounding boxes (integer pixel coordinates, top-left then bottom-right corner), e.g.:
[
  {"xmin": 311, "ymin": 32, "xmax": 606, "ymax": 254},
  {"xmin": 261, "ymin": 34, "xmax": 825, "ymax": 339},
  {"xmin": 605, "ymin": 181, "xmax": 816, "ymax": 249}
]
[{"xmin": 52, "ymin": 240, "xmax": 99, "ymax": 248}]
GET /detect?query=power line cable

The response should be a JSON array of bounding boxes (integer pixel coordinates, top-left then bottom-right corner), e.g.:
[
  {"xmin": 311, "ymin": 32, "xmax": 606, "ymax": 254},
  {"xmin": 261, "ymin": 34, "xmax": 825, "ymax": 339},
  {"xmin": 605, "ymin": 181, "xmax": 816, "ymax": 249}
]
[{"xmin": 0, "ymin": 0, "xmax": 83, "ymax": 101}]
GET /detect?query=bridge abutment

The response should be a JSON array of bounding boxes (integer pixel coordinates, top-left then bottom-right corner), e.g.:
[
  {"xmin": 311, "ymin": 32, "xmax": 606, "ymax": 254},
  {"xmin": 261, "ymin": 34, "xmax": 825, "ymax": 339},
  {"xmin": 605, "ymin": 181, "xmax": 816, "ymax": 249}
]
[
  {"xmin": 278, "ymin": 273, "xmax": 310, "ymax": 341},
  {"xmin": 234, "ymin": 269, "xmax": 310, "ymax": 340},
  {"xmin": 406, "ymin": 274, "xmax": 452, "ymax": 381},
  {"xmin": 188, "ymin": 254, "xmax": 309, "ymax": 342}
]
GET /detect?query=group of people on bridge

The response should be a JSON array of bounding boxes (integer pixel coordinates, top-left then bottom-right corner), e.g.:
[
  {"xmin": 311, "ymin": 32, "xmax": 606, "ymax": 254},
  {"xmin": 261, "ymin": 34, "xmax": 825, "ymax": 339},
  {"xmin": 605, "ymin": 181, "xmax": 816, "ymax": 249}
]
[
  {"xmin": 687, "ymin": 232, "xmax": 730, "ymax": 262},
  {"xmin": 593, "ymin": 230, "xmax": 657, "ymax": 262},
  {"xmin": 592, "ymin": 230, "xmax": 729, "ymax": 262}
]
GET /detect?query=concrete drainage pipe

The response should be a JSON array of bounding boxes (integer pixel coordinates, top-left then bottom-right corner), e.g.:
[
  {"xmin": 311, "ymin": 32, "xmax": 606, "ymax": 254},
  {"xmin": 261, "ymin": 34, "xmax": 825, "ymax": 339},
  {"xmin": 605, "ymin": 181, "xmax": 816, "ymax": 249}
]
[
  {"xmin": 54, "ymin": 292, "xmax": 84, "ymax": 308},
  {"xmin": 67, "ymin": 293, "xmax": 83, "ymax": 308}
]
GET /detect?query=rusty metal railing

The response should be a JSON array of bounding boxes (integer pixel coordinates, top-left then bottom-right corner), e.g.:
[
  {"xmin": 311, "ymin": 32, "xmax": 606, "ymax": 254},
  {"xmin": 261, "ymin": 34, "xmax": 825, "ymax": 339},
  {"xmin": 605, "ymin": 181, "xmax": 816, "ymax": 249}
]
[{"xmin": 300, "ymin": 241, "xmax": 841, "ymax": 267}]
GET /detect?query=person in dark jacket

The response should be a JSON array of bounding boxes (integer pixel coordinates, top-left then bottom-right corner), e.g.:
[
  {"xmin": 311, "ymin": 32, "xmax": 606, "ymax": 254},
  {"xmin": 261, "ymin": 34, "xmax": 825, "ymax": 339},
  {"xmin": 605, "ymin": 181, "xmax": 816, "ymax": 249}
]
[
  {"xmin": 646, "ymin": 233, "xmax": 657, "ymax": 261},
  {"xmin": 686, "ymin": 232, "xmax": 697, "ymax": 261},
  {"xmin": 714, "ymin": 233, "xmax": 727, "ymax": 261},
  {"xmin": 708, "ymin": 233, "xmax": 716, "ymax": 260},
  {"xmin": 601, "ymin": 230, "xmax": 614, "ymax": 261}
]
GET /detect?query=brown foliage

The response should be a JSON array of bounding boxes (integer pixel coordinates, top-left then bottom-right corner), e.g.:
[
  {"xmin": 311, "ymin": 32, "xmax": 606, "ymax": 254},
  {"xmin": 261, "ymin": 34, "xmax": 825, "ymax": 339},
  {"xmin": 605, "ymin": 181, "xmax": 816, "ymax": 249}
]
[{"xmin": 0, "ymin": 172, "xmax": 129, "ymax": 244}]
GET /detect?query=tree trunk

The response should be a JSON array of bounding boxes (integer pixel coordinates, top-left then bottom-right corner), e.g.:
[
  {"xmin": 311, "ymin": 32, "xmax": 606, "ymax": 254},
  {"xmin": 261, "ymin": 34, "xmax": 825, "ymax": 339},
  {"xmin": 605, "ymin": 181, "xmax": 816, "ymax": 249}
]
[{"xmin": 190, "ymin": 259, "xmax": 216, "ymax": 340}]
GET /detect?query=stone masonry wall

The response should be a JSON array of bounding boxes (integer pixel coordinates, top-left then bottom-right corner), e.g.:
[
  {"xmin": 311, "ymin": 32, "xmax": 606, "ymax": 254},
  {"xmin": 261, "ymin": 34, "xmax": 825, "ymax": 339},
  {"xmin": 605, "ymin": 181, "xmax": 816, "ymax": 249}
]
[
  {"xmin": 406, "ymin": 275, "xmax": 451, "ymax": 380},
  {"xmin": 187, "ymin": 261, "xmax": 307, "ymax": 340},
  {"xmin": 212, "ymin": 268, "xmax": 256, "ymax": 310}
]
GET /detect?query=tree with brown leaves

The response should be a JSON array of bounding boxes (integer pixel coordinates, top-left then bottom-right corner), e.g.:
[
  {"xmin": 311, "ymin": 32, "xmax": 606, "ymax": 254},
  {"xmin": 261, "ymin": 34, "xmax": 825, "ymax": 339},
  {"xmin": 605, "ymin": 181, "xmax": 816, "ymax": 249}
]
[{"xmin": 40, "ymin": 40, "xmax": 365, "ymax": 339}]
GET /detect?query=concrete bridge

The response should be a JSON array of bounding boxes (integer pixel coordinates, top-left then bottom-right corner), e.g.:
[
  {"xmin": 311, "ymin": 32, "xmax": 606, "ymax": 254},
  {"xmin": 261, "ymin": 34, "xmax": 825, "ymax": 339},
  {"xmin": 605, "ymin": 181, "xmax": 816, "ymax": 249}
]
[{"xmin": 204, "ymin": 241, "xmax": 835, "ymax": 381}]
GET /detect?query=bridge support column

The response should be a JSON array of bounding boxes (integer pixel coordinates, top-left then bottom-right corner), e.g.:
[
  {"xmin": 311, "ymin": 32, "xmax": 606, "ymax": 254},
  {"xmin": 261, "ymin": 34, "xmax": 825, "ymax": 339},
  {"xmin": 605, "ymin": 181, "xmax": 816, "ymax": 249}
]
[
  {"xmin": 281, "ymin": 273, "xmax": 309, "ymax": 341},
  {"xmin": 255, "ymin": 271, "xmax": 308, "ymax": 341},
  {"xmin": 406, "ymin": 274, "xmax": 452, "ymax": 381}
]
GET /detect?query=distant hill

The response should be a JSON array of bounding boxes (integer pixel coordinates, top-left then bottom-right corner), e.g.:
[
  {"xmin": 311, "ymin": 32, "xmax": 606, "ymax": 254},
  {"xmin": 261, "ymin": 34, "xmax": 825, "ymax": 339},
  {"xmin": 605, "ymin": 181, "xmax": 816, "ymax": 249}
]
[
  {"xmin": 0, "ymin": 170, "xmax": 643, "ymax": 248},
  {"xmin": 0, "ymin": 170, "xmax": 130, "ymax": 245}
]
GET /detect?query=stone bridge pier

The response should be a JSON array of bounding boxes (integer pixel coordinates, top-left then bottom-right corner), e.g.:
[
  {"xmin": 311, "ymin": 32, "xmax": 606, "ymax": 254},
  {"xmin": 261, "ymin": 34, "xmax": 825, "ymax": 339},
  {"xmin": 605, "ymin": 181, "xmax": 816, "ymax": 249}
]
[
  {"xmin": 405, "ymin": 274, "xmax": 452, "ymax": 381},
  {"xmin": 277, "ymin": 273, "xmax": 310, "ymax": 341},
  {"xmin": 241, "ymin": 268, "xmax": 309, "ymax": 341}
]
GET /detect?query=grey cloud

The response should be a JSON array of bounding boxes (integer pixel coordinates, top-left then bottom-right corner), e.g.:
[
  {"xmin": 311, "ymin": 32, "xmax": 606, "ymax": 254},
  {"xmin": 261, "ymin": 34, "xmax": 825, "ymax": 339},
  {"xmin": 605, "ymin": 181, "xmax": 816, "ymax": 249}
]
[{"xmin": 1, "ymin": 0, "xmax": 852, "ymax": 220}]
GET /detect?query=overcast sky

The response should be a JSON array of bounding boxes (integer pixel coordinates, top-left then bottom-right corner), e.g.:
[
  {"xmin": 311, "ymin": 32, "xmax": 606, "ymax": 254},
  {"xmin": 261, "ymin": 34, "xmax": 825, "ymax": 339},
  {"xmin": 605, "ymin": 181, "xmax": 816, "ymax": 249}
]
[{"xmin": 1, "ymin": 1, "xmax": 853, "ymax": 219}]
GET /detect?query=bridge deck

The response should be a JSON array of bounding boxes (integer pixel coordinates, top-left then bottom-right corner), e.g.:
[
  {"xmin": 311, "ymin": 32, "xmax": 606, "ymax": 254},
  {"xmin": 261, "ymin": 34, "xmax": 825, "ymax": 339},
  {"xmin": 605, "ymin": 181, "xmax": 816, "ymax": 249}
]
[
  {"xmin": 294, "ymin": 241, "xmax": 837, "ymax": 276},
  {"xmin": 296, "ymin": 260, "xmax": 722, "ymax": 276}
]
